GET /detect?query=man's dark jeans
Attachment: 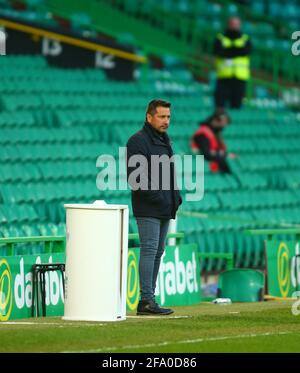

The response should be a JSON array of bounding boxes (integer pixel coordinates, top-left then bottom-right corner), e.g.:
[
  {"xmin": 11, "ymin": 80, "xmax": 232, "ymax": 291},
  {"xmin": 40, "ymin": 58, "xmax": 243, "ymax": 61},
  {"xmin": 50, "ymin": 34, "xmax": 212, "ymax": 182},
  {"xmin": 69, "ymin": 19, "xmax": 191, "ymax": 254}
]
[{"xmin": 136, "ymin": 217, "xmax": 170, "ymax": 301}]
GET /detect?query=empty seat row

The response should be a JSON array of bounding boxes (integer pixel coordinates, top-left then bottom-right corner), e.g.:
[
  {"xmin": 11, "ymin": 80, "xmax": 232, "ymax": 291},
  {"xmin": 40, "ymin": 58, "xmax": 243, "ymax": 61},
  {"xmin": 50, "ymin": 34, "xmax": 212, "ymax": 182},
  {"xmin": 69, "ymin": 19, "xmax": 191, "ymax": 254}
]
[
  {"xmin": 0, "ymin": 182, "xmax": 131, "ymax": 204},
  {"xmin": 178, "ymin": 218, "xmax": 265, "ymax": 271},
  {"xmin": 0, "ymin": 143, "xmax": 118, "ymax": 162},
  {"xmin": 218, "ymin": 189, "xmax": 298, "ymax": 210},
  {"xmin": 0, "ymin": 127, "xmax": 96, "ymax": 144}
]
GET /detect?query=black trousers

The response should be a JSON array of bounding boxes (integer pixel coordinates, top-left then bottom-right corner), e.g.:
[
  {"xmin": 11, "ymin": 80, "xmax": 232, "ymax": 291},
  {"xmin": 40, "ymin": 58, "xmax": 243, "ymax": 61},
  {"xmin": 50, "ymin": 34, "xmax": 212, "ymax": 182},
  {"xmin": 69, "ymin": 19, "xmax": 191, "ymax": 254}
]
[{"xmin": 214, "ymin": 78, "xmax": 246, "ymax": 109}]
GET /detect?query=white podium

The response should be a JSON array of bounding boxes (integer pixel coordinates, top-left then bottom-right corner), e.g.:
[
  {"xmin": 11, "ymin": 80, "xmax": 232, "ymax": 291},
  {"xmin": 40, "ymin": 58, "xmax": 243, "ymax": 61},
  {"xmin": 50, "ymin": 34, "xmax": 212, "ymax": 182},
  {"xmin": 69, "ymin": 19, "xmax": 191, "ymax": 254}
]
[{"xmin": 63, "ymin": 202, "xmax": 129, "ymax": 322}]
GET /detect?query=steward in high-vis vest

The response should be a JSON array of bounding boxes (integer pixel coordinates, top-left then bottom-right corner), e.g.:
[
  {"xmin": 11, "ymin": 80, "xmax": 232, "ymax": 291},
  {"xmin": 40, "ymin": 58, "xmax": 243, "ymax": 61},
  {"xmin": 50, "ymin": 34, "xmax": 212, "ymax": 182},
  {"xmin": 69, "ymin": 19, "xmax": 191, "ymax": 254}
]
[
  {"xmin": 214, "ymin": 17, "xmax": 252, "ymax": 109},
  {"xmin": 191, "ymin": 111, "xmax": 234, "ymax": 174}
]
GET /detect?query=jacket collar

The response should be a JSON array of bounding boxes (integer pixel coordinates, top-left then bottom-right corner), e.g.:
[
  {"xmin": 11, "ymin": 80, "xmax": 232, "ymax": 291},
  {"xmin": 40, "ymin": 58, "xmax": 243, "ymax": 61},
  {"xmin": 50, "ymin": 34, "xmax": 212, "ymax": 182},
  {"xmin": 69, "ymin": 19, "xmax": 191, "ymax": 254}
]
[
  {"xmin": 143, "ymin": 122, "xmax": 170, "ymax": 147},
  {"xmin": 202, "ymin": 122, "xmax": 223, "ymax": 138},
  {"xmin": 224, "ymin": 29, "xmax": 242, "ymax": 39}
]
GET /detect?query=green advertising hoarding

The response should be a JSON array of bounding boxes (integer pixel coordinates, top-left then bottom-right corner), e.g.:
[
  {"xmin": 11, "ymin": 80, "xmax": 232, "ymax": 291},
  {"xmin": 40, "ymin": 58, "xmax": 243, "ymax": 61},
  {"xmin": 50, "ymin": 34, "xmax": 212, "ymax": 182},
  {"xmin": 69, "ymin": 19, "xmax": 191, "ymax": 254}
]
[
  {"xmin": 266, "ymin": 240, "xmax": 300, "ymax": 297},
  {"xmin": 1, "ymin": 244, "xmax": 201, "ymax": 321},
  {"xmin": 127, "ymin": 244, "xmax": 201, "ymax": 311},
  {"xmin": 0, "ymin": 253, "xmax": 65, "ymax": 321}
]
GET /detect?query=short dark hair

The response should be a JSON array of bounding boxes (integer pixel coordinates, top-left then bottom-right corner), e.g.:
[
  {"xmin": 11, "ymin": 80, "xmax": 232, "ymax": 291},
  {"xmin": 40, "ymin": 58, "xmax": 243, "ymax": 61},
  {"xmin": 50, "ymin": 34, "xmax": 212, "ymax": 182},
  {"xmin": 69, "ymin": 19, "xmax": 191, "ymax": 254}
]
[{"xmin": 146, "ymin": 99, "xmax": 171, "ymax": 116}]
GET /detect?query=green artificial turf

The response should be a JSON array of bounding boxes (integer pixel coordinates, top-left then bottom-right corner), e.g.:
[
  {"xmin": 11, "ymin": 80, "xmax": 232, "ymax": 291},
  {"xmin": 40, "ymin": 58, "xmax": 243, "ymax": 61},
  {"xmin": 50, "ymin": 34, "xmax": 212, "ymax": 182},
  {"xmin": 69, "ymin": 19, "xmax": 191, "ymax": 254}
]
[{"xmin": 0, "ymin": 301, "xmax": 299, "ymax": 353}]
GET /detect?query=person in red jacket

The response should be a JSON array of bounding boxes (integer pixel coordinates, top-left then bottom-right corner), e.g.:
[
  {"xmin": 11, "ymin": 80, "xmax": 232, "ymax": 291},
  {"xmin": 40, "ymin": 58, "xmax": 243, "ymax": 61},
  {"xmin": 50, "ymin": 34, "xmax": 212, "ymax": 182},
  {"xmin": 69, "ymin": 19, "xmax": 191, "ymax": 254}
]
[{"xmin": 191, "ymin": 111, "xmax": 236, "ymax": 173}]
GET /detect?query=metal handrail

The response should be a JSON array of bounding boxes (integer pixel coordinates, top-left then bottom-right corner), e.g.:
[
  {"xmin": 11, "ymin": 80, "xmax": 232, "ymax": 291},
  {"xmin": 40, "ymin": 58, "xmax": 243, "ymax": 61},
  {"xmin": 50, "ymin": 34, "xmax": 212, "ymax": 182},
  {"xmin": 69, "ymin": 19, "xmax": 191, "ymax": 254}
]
[
  {"xmin": 245, "ymin": 228, "xmax": 300, "ymax": 240},
  {"xmin": 0, "ymin": 232, "xmax": 185, "ymax": 256}
]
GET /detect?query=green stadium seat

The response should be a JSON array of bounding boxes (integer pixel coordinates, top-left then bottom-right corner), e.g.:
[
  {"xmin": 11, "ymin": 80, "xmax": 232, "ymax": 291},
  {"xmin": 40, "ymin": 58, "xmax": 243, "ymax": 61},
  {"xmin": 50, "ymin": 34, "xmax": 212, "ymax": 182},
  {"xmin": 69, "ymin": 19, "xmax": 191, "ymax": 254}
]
[
  {"xmin": 238, "ymin": 172, "xmax": 268, "ymax": 189},
  {"xmin": 226, "ymin": 138, "xmax": 256, "ymax": 153},
  {"xmin": 37, "ymin": 222, "xmax": 59, "ymax": 236},
  {"xmin": 21, "ymin": 224, "xmax": 41, "ymax": 237}
]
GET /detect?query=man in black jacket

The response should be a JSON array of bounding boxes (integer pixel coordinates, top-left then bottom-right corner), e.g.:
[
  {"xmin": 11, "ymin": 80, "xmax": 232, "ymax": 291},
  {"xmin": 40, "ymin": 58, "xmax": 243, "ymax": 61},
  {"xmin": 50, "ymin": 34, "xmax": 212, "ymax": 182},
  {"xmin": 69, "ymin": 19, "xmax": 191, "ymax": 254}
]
[
  {"xmin": 126, "ymin": 99, "xmax": 182, "ymax": 316},
  {"xmin": 214, "ymin": 17, "xmax": 252, "ymax": 109}
]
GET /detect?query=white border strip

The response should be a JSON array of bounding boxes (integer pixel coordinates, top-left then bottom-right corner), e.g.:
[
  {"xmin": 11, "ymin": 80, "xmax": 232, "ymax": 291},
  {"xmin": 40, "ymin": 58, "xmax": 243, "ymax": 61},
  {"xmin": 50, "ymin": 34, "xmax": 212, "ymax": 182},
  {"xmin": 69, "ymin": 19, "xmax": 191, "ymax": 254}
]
[
  {"xmin": 126, "ymin": 315, "xmax": 190, "ymax": 319},
  {"xmin": 0, "ymin": 321, "xmax": 105, "ymax": 327}
]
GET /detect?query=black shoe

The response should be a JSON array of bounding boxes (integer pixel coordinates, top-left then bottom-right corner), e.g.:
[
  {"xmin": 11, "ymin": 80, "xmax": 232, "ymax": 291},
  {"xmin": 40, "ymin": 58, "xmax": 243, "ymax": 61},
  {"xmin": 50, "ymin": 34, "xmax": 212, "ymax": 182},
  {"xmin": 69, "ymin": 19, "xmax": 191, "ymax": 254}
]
[{"xmin": 136, "ymin": 300, "xmax": 174, "ymax": 316}]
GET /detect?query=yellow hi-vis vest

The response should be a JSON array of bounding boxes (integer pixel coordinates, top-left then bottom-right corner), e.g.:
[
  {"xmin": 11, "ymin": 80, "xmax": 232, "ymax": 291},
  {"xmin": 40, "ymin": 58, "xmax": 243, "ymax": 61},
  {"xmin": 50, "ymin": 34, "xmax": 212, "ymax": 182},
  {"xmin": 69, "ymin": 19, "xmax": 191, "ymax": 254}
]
[{"xmin": 215, "ymin": 33, "xmax": 250, "ymax": 80}]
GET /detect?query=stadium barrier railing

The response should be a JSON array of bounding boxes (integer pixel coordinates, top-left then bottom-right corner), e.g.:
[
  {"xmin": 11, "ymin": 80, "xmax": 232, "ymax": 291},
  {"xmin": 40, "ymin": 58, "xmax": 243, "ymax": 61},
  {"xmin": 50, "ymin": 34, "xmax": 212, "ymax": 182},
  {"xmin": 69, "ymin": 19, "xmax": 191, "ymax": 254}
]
[{"xmin": 245, "ymin": 228, "xmax": 300, "ymax": 298}]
